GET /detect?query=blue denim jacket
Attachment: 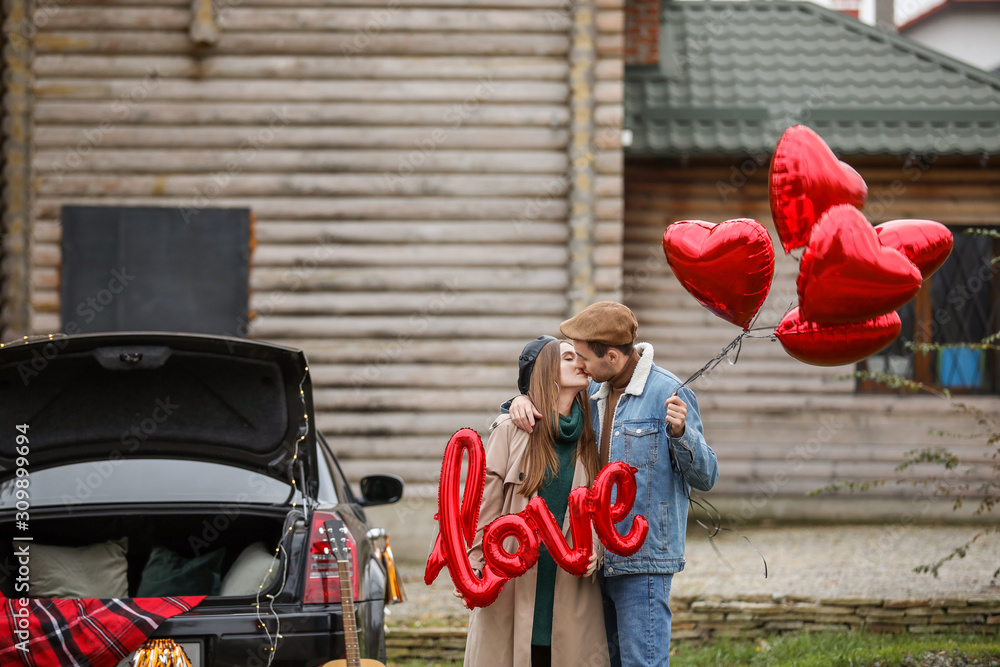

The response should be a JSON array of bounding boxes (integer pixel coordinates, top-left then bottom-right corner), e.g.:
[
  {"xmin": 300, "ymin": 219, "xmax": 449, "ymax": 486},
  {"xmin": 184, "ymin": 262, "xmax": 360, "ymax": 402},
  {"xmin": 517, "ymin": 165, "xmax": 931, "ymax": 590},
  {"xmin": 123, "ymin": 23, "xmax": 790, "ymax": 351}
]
[{"xmin": 594, "ymin": 343, "xmax": 719, "ymax": 576}]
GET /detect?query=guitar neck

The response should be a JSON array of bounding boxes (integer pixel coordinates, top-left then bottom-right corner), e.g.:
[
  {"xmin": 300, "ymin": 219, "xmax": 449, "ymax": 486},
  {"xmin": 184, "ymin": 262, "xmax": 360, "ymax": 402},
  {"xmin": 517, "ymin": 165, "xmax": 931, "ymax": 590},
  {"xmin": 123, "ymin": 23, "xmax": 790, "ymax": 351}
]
[{"xmin": 338, "ymin": 559, "xmax": 361, "ymax": 667}]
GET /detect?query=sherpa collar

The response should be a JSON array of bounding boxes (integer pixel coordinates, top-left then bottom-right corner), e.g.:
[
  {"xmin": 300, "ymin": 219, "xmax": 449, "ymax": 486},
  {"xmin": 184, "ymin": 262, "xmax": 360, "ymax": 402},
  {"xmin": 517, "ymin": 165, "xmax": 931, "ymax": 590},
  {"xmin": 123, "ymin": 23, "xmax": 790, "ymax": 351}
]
[{"xmin": 591, "ymin": 342, "xmax": 654, "ymax": 401}]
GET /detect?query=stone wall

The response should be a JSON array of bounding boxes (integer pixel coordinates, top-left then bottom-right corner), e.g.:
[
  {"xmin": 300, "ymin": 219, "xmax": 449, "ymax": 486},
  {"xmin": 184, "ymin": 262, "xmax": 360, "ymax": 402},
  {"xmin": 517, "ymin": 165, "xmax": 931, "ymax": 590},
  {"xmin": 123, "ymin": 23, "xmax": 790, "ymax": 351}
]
[
  {"xmin": 670, "ymin": 594, "xmax": 1000, "ymax": 640},
  {"xmin": 386, "ymin": 627, "xmax": 467, "ymax": 665},
  {"xmin": 386, "ymin": 595, "xmax": 1000, "ymax": 664}
]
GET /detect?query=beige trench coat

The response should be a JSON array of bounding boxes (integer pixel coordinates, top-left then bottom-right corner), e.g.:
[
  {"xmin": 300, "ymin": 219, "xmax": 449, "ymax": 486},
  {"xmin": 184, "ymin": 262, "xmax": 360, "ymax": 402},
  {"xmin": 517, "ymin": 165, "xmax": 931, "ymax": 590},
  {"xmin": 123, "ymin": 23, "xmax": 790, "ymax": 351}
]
[{"xmin": 463, "ymin": 415, "xmax": 609, "ymax": 667}]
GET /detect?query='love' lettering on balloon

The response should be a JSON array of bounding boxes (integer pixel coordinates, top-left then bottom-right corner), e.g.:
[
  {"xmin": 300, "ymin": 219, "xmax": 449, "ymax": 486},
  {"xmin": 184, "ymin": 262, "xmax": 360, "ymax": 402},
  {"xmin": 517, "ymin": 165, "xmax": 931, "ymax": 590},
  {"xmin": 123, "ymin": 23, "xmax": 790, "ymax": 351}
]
[{"xmin": 425, "ymin": 428, "xmax": 649, "ymax": 609}]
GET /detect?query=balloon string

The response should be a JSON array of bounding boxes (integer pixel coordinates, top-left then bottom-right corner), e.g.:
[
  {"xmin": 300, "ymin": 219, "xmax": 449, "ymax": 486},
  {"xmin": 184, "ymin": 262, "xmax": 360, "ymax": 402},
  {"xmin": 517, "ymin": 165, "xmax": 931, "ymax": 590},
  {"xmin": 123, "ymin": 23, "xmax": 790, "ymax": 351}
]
[
  {"xmin": 676, "ymin": 332, "xmax": 747, "ymax": 392},
  {"xmin": 697, "ymin": 495, "xmax": 737, "ymax": 573},
  {"xmin": 688, "ymin": 493, "xmax": 769, "ymax": 580},
  {"xmin": 675, "ymin": 324, "xmax": 770, "ymax": 580},
  {"xmin": 744, "ymin": 536, "xmax": 769, "ymax": 579},
  {"xmin": 689, "ymin": 494, "xmax": 722, "ymax": 538},
  {"xmin": 677, "ymin": 306, "xmax": 788, "ymax": 393},
  {"xmin": 743, "ymin": 302, "xmax": 792, "ymax": 340},
  {"xmin": 744, "ymin": 328, "xmax": 777, "ymax": 338}
]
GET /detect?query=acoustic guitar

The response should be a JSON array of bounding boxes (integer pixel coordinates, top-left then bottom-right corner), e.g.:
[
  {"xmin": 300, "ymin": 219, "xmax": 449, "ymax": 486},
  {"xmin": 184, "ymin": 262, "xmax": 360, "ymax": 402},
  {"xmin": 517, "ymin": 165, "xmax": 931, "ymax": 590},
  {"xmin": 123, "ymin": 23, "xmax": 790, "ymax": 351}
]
[{"xmin": 321, "ymin": 525, "xmax": 386, "ymax": 667}]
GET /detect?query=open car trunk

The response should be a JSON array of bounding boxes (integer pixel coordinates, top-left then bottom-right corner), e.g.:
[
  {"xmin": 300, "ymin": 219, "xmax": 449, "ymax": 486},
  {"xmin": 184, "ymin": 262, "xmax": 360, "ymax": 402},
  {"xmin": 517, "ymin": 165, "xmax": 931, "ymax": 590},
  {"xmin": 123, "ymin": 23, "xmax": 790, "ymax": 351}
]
[
  {"xmin": 0, "ymin": 504, "xmax": 297, "ymax": 601},
  {"xmin": 0, "ymin": 333, "xmax": 318, "ymax": 492}
]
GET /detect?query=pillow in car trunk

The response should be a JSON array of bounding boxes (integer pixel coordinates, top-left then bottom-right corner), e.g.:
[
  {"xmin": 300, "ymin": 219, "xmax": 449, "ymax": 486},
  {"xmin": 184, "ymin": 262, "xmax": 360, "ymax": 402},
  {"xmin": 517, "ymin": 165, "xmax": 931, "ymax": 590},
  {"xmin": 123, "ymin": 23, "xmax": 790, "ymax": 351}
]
[
  {"xmin": 14, "ymin": 537, "xmax": 129, "ymax": 599},
  {"xmin": 220, "ymin": 541, "xmax": 279, "ymax": 596},
  {"xmin": 137, "ymin": 545, "xmax": 226, "ymax": 597}
]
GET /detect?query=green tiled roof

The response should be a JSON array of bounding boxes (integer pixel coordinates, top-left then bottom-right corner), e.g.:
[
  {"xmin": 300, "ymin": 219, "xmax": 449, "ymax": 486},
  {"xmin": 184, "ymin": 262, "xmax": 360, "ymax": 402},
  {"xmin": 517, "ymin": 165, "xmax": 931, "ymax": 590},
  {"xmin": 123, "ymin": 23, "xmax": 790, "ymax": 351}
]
[{"xmin": 625, "ymin": 0, "xmax": 1000, "ymax": 156}]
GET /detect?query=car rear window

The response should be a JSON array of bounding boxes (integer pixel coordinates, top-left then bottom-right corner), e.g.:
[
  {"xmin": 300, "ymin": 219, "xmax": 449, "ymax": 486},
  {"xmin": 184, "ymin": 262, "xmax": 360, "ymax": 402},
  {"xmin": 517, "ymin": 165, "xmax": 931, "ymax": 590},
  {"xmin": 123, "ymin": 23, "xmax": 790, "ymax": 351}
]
[{"xmin": 0, "ymin": 459, "xmax": 298, "ymax": 509}]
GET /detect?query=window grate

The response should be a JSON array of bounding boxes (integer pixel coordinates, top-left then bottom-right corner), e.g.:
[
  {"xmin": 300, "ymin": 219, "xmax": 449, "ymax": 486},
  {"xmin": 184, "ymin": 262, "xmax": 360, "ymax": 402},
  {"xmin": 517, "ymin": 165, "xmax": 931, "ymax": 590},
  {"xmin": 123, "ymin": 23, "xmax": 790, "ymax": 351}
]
[{"xmin": 860, "ymin": 227, "xmax": 999, "ymax": 395}]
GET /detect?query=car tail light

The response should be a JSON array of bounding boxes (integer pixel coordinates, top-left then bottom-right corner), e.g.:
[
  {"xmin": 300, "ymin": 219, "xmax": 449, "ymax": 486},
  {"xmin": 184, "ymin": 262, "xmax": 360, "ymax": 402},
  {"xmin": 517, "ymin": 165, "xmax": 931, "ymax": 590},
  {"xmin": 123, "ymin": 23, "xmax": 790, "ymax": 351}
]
[{"xmin": 303, "ymin": 511, "xmax": 359, "ymax": 605}]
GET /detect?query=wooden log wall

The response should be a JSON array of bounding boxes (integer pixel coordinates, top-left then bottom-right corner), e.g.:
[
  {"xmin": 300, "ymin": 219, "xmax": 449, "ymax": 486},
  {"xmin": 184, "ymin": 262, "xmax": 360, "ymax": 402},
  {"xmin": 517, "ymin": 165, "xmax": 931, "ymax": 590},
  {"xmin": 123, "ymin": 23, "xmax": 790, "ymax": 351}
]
[
  {"xmin": 594, "ymin": 0, "xmax": 624, "ymax": 302},
  {"xmin": 0, "ymin": 10, "xmax": 7, "ymax": 339},
  {"xmin": 26, "ymin": 0, "xmax": 625, "ymax": 490},
  {"xmin": 1, "ymin": 0, "xmax": 34, "ymax": 342},
  {"xmin": 624, "ymin": 156, "xmax": 1000, "ymax": 499}
]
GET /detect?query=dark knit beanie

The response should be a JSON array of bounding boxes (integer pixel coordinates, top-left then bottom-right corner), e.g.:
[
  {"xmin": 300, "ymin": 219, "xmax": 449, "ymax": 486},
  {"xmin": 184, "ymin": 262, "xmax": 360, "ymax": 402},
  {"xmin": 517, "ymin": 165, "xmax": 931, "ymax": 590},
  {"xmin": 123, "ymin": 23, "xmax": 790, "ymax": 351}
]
[{"xmin": 517, "ymin": 335, "xmax": 557, "ymax": 395}]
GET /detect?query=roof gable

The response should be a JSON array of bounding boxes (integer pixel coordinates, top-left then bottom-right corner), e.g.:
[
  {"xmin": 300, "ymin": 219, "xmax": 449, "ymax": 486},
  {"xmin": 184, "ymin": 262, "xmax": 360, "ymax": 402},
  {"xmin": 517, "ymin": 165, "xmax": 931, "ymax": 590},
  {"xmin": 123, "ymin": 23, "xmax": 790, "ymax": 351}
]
[
  {"xmin": 899, "ymin": 0, "xmax": 1000, "ymax": 31},
  {"xmin": 626, "ymin": 0, "xmax": 1000, "ymax": 156}
]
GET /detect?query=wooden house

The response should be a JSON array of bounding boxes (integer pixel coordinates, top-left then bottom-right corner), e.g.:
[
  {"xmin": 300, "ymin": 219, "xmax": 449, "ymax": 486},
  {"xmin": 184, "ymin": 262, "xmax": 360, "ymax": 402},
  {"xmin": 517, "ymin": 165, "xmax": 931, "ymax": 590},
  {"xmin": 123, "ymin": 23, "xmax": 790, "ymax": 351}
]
[
  {"xmin": 625, "ymin": 0, "xmax": 1000, "ymax": 521},
  {"xmin": 0, "ymin": 0, "xmax": 997, "ymax": 551}
]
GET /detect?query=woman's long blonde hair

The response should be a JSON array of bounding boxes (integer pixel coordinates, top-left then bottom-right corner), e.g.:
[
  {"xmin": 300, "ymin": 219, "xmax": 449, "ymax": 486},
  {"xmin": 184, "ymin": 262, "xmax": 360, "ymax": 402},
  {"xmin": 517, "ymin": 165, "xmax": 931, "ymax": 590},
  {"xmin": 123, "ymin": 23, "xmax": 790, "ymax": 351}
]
[{"xmin": 519, "ymin": 340, "xmax": 599, "ymax": 498}]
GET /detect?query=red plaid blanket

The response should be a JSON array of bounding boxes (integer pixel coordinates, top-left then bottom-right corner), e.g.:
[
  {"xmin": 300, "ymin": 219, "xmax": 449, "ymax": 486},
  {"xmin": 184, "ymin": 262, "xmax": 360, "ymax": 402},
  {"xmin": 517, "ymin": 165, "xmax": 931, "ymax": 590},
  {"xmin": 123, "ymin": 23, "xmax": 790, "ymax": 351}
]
[{"xmin": 0, "ymin": 596, "xmax": 204, "ymax": 667}]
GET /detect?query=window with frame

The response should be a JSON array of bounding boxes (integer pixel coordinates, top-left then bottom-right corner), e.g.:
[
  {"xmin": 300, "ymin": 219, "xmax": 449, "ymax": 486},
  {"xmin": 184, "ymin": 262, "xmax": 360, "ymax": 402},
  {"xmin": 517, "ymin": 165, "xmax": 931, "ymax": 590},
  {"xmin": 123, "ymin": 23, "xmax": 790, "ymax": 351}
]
[{"xmin": 859, "ymin": 227, "xmax": 1000, "ymax": 395}]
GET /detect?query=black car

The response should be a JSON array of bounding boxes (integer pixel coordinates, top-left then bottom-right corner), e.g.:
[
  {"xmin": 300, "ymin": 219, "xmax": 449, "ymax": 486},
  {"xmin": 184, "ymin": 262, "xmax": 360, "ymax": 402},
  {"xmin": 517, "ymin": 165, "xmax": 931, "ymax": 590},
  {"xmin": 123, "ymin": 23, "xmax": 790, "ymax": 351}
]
[{"xmin": 0, "ymin": 332, "xmax": 403, "ymax": 666}]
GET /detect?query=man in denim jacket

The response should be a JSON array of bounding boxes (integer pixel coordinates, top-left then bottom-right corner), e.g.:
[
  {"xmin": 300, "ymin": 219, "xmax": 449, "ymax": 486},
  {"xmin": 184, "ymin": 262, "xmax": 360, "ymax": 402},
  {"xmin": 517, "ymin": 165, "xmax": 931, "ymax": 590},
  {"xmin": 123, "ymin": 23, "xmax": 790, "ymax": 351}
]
[{"xmin": 510, "ymin": 301, "xmax": 719, "ymax": 666}]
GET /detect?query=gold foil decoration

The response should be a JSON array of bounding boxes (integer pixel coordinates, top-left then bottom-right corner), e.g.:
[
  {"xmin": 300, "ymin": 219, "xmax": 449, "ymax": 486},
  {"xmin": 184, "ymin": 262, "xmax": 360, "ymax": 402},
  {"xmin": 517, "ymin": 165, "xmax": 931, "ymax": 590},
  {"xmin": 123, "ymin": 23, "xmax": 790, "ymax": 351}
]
[{"xmin": 131, "ymin": 638, "xmax": 193, "ymax": 667}]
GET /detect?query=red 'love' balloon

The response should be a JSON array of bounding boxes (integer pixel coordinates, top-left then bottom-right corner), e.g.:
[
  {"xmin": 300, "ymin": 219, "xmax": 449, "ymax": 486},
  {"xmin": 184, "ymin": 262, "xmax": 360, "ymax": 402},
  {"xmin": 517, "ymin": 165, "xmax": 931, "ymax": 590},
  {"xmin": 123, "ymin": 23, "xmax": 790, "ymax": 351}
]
[
  {"xmin": 875, "ymin": 219, "xmax": 953, "ymax": 279},
  {"xmin": 776, "ymin": 307, "xmax": 902, "ymax": 366},
  {"xmin": 527, "ymin": 491, "xmax": 594, "ymax": 577},
  {"xmin": 589, "ymin": 461, "xmax": 648, "ymax": 557},
  {"xmin": 663, "ymin": 219, "xmax": 775, "ymax": 330},
  {"xmin": 798, "ymin": 205, "xmax": 922, "ymax": 324},
  {"xmin": 424, "ymin": 428, "xmax": 506, "ymax": 608},
  {"xmin": 426, "ymin": 431, "xmax": 648, "ymax": 608},
  {"xmin": 769, "ymin": 125, "xmax": 868, "ymax": 254},
  {"xmin": 483, "ymin": 512, "xmax": 540, "ymax": 579}
]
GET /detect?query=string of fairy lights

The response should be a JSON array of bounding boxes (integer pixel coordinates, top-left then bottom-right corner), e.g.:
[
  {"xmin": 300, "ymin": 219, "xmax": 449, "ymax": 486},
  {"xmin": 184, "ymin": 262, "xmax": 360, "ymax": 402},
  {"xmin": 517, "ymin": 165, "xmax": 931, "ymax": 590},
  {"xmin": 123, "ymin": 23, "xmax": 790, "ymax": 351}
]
[{"xmin": 254, "ymin": 363, "xmax": 312, "ymax": 667}]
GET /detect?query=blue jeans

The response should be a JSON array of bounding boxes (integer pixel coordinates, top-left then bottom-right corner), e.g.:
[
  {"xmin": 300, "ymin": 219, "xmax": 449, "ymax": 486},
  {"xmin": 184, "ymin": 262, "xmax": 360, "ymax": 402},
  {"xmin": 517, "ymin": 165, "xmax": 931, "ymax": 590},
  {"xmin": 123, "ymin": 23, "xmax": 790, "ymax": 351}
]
[{"xmin": 600, "ymin": 571, "xmax": 674, "ymax": 667}]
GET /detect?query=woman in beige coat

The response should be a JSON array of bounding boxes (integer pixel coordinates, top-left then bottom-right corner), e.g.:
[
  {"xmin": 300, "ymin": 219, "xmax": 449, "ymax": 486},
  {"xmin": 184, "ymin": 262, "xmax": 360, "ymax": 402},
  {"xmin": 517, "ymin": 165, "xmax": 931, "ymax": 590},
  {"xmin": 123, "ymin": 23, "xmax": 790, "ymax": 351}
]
[{"xmin": 462, "ymin": 337, "xmax": 610, "ymax": 667}]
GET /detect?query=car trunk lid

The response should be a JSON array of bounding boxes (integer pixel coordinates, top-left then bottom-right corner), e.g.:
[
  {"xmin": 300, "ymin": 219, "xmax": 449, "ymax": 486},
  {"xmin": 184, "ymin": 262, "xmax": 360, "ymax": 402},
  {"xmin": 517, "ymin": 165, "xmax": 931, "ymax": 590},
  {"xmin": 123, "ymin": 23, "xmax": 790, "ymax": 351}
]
[{"xmin": 0, "ymin": 332, "xmax": 317, "ymax": 494}]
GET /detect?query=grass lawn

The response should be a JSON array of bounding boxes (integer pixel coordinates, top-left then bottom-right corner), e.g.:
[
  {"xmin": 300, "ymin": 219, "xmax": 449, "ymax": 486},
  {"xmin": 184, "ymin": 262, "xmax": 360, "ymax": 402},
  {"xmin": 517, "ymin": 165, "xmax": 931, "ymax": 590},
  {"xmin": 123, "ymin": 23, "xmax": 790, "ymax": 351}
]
[
  {"xmin": 669, "ymin": 631, "xmax": 1000, "ymax": 666},
  {"xmin": 387, "ymin": 630, "xmax": 1000, "ymax": 666}
]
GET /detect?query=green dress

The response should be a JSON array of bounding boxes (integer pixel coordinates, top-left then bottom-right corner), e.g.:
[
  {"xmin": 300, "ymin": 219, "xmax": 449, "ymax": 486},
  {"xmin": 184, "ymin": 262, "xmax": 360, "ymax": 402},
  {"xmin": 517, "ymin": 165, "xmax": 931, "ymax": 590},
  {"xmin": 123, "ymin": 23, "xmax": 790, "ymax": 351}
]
[{"xmin": 531, "ymin": 402, "xmax": 584, "ymax": 647}]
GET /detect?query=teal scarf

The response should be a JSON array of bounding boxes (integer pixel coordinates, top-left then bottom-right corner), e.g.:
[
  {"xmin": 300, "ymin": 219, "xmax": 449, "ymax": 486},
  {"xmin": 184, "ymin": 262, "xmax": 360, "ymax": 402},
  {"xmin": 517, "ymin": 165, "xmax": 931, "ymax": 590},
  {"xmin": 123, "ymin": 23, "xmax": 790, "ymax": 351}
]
[{"xmin": 554, "ymin": 401, "xmax": 584, "ymax": 447}]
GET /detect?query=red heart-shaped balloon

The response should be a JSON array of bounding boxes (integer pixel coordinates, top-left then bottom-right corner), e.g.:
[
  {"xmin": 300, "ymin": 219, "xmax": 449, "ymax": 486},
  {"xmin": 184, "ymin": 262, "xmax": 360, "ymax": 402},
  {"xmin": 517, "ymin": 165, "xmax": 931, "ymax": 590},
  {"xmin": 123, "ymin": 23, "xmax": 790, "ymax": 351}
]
[
  {"xmin": 798, "ymin": 205, "xmax": 922, "ymax": 324},
  {"xmin": 663, "ymin": 218, "xmax": 775, "ymax": 330},
  {"xmin": 776, "ymin": 307, "xmax": 902, "ymax": 367},
  {"xmin": 769, "ymin": 125, "xmax": 868, "ymax": 254},
  {"xmin": 875, "ymin": 219, "xmax": 953, "ymax": 279}
]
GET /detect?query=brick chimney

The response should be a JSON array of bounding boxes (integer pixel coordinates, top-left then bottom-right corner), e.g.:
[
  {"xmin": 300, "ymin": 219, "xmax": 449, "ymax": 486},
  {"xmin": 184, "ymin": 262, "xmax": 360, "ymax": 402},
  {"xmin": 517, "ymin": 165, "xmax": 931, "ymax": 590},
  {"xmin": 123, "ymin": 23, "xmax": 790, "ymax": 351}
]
[
  {"xmin": 875, "ymin": 0, "xmax": 896, "ymax": 31},
  {"xmin": 625, "ymin": 0, "xmax": 661, "ymax": 65}
]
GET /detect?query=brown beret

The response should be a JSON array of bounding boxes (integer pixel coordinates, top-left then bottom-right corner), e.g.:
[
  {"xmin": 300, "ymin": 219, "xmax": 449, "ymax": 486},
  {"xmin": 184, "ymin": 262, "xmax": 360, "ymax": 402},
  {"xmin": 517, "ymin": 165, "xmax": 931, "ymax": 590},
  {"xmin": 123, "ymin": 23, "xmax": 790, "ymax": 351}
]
[{"xmin": 560, "ymin": 301, "xmax": 638, "ymax": 345}]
